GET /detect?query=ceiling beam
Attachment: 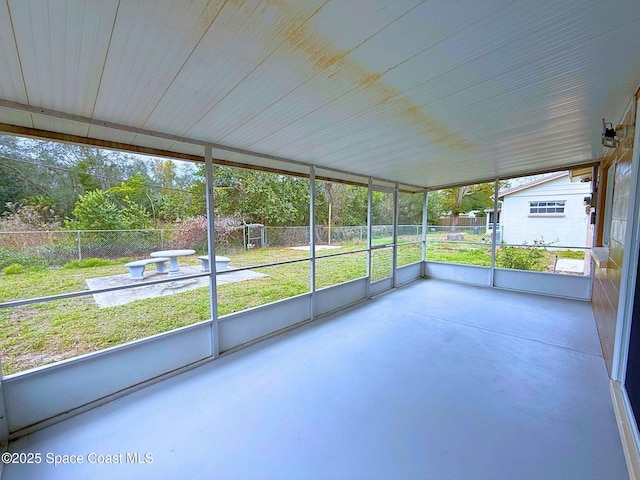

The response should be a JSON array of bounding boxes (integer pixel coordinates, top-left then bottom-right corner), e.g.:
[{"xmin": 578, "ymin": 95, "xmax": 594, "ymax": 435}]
[{"xmin": 0, "ymin": 100, "xmax": 427, "ymax": 192}]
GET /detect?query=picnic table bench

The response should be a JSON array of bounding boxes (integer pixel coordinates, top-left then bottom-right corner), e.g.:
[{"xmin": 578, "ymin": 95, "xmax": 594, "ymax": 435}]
[
  {"xmin": 124, "ymin": 257, "xmax": 170, "ymax": 280},
  {"xmin": 150, "ymin": 249, "xmax": 195, "ymax": 277},
  {"xmin": 198, "ymin": 255, "xmax": 231, "ymax": 272}
]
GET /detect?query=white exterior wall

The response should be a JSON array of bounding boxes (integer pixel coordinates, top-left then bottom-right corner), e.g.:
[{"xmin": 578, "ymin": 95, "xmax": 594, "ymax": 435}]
[{"xmin": 501, "ymin": 176, "xmax": 591, "ymax": 247}]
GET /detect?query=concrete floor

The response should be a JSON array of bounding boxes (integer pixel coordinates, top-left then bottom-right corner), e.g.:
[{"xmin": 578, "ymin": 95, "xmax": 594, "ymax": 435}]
[{"xmin": 1, "ymin": 279, "xmax": 628, "ymax": 480}]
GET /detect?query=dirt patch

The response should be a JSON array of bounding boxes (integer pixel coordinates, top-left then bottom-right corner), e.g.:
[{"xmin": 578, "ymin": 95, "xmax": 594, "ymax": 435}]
[{"xmin": 8, "ymin": 305, "xmax": 40, "ymax": 323}]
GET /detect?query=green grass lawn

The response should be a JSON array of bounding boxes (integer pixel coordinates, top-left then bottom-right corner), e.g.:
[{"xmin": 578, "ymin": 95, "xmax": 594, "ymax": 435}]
[
  {"xmin": 425, "ymin": 232, "xmax": 588, "ymax": 269},
  {"xmin": 0, "ymin": 238, "xmax": 584, "ymax": 375},
  {"xmin": 0, "ymin": 244, "xmax": 423, "ymax": 375}
]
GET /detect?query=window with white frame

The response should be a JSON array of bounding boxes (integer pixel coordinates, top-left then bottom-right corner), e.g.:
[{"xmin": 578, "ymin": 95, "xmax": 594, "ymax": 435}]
[{"xmin": 529, "ymin": 200, "xmax": 566, "ymax": 215}]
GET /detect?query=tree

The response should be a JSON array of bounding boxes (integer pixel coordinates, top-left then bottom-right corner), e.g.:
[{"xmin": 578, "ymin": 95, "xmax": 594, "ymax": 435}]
[
  {"xmin": 107, "ymin": 174, "xmax": 150, "ymax": 206},
  {"xmin": 339, "ymin": 186, "xmax": 369, "ymax": 226},
  {"xmin": 214, "ymin": 167, "xmax": 309, "ymax": 226},
  {"xmin": 0, "ymin": 135, "xmax": 59, "ymax": 213},
  {"xmin": 398, "ymin": 192, "xmax": 423, "ymax": 225},
  {"xmin": 0, "ymin": 135, "xmax": 154, "ymax": 218},
  {"xmin": 154, "ymin": 160, "xmax": 176, "ymax": 190},
  {"xmin": 427, "ymin": 191, "xmax": 445, "ymax": 224},
  {"xmin": 438, "ymin": 183, "xmax": 495, "ymax": 230},
  {"xmin": 157, "ymin": 186, "xmax": 206, "ymax": 222},
  {"xmin": 68, "ymin": 190, "xmax": 151, "ymax": 230},
  {"xmin": 152, "ymin": 162, "xmax": 206, "ymax": 222},
  {"xmin": 0, "ymin": 162, "xmax": 31, "ymax": 210},
  {"xmin": 67, "ymin": 190, "xmax": 124, "ymax": 230}
]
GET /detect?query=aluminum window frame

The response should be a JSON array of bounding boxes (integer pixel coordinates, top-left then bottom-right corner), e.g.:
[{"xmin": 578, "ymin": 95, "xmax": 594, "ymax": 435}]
[{"xmin": 528, "ymin": 200, "xmax": 566, "ymax": 215}]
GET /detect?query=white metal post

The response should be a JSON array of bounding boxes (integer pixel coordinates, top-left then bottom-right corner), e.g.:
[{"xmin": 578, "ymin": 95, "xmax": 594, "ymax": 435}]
[
  {"xmin": 0, "ymin": 356, "xmax": 7, "ymax": 445},
  {"xmin": 204, "ymin": 146, "xmax": 219, "ymax": 358},
  {"xmin": 490, "ymin": 178, "xmax": 499, "ymax": 286},
  {"xmin": 309, "ymin": 166, "xmax": 316, "ymax": 320},
  {"xmin": 422, "ymin": 189, "xmax": 428, "ymax": 273},
  {"xmin": 366, "ymin": 177, "xmax": 373, "ymax": 297},
  {"xmin": 392, "ymin": 184, "xmax": 399, "ymax": 288}
]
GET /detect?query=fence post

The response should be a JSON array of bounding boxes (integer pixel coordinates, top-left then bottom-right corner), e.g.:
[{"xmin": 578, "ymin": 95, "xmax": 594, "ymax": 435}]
[
  {"xmin": 160, "ymin": 229, "xmax": 164, "ymax": 250},
  {"xmin": 77, "ymin": 231, "xmax": 82, "ymax": 261},
  {"xmin": 243, "ymin": 225, "xmax": 247, "ymax": 250}
]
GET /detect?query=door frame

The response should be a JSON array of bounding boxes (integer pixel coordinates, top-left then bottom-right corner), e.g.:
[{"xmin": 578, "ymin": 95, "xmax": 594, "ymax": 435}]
[{"xmin": 368, "ymin": 183, "xmax": 398, "ymax": 296}]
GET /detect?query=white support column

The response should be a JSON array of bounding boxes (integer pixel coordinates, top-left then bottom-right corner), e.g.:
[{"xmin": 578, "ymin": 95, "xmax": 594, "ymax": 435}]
[
  {"xmin": 392, "ymin": 184, "xmax": 399, "ymax": 288},
  {"xmin": 366, "ymin": 178, "xmax": 373, "ymax": 297},
  {"xmin": 422, "ymin": 189, "xmax": 428, "ymax": 272},
  {"xmin": 309, "ymin": 166, "xmax": 316, "ymax": 320},
  {"xmin": 0, "ymin": 357, "xmax": 8, "ymax": 445},
  {"xmin": 204, "ymin": 146, "xmax": 219, "ymax": 358},
  {"xmin": 490, "ymin": 178, "xmax": 500, "ymax": 287}
]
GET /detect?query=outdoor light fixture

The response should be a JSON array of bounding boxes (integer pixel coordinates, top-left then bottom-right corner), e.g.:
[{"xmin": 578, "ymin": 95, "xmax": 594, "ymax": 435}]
[
  {"xmin": 602, "ymin": 119, "xmax": 619, "ymax": 148},
  {"xmin": 601, "ymin": 119, "xmax": 635, "ymax": 148}
]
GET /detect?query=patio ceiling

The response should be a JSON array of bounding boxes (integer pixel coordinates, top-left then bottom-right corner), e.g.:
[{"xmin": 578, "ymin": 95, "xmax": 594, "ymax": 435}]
[{"xmin": 0, "ymin": 0, "xmax": 639, "ymax": 189}]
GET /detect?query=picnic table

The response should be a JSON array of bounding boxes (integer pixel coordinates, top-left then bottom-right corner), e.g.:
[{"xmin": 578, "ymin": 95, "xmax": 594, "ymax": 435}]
[{"xmin": 150, "ymin": 249, "xmax": 195, "ymax": 278}]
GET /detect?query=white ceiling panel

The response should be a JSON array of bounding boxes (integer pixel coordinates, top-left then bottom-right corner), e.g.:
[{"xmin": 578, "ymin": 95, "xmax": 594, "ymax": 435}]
[
  {"xmin": 142, "ymin": 0, "xmax": 328, "ymax": 134},
  {"xmin": 0, "ymin": 1, "xmax": 27, "ymax": 103},
  {"xmin": 0, "ymin": 0, "xmax": 638, "ymax": 189},
  {"xmin": 92, "ymin": 0, "xmax": 225, "ymax": 125},
  {"xmin": 187, "ymin": 0, "xmax": 422, "ymax": 141},
  {"xmin": 8, "ymin": 0, "xmax": 118, "ymax": 115}
]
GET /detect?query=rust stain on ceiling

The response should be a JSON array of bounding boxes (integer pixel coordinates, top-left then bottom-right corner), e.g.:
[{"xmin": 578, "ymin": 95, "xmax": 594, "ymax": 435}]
[
  {"xmin": 154, "ymin": 0, "xmax": 472, "ymax": 153},
  {"xmin": 259, "ymin": 0, "xmax": 473, "ymax": 151}
]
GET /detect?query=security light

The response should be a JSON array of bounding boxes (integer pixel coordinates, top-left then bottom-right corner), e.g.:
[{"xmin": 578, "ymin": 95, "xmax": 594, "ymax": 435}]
[{"xmin": 602, "ymin": 119, "xmax": 619, "ymax": 148}]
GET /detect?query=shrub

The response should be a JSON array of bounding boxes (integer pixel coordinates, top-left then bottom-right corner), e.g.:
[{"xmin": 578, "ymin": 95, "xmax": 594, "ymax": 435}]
[
  {"xmin": 171, "ymin": 215, "xmax": 242, "ymax": 252},
  {"xmin": 0, "ymin": 202, "xmax": 61, "ymax": 231},
  {"xmin": 496, "ymin": 238, "xmax": 549, "ymax": 271},
  {"xmin": 0, "ymin": 247, "xmax": 49, "ymax": 270},
  {"xmin": 3, "ymin": 263, "xmax": 24, "ymax": 275},
  {"xmin": 63, "ymin": 258, "xmax": 113, "ymax": 269},
  {"xmin": 171, "ymin": 216, "xmax": 207, "ymax": 251}
]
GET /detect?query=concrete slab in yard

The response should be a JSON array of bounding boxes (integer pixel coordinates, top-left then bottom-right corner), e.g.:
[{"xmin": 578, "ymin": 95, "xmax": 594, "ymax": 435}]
[
  {"xmin": 554, "ymin": 258, "xmax": 586, "ymax": 274},
  {"xmin": 85, "ymin": 266, "xmax": 267, "ymax": 308},
  {"xmin": 289, "ymin": 245, "xmax": 342, "ymax": 251}
]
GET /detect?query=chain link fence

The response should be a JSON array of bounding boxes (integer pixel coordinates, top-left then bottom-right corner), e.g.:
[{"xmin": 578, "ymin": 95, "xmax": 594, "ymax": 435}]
[
  {"xmin": 264, "ymin": 225, "xmax": 422, "ymax": 246},
  {"xmin": 0, "ymin": 229, "xmax": 182, "ymax": 266},
  {"xmin": 0, "ymin": 225, "xmax": 423, "ymax": 267}
]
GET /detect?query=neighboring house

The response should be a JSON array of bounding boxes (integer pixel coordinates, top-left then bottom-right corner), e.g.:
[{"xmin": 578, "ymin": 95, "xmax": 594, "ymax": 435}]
[{"xmin": 493, "ymin": 172, "xmax": 592, "ymax": 247}]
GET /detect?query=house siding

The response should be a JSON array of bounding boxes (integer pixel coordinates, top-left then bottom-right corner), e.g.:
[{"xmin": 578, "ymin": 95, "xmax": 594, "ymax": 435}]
[
  {"xmin": 501, "ymin": 176, "xmax": 591, "ymax": 247},
  {"xmin": 592, "ymin": 101, "xmax": 636, "ymax": 375}
]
